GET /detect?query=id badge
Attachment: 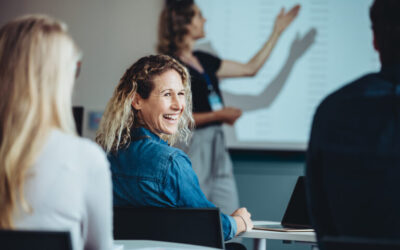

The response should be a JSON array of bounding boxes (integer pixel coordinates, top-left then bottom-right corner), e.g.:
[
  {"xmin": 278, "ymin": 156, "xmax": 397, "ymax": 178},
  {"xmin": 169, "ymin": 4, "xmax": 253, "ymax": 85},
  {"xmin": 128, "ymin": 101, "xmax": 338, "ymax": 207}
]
[{"xmin": 208, "ymin": 91, "xmax": 224, "ymax": 111}]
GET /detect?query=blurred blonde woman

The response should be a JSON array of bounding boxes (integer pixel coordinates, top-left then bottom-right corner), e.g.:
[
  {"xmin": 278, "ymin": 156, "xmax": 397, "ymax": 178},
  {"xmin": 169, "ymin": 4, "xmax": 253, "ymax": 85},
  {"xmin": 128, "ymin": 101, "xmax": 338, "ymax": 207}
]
[
  {"xmin": 0, "ymin": 15, "xmax": 113, "ymax": 250},
  {"xmin": 96, "ymin": 55, "xmax": 253, "ymax": 242}
]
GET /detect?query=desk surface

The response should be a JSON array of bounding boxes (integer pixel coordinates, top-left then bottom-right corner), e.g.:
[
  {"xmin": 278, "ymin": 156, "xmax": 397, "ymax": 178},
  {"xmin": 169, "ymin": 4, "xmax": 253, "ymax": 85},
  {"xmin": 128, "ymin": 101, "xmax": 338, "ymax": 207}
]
[
  {"xmin": 239, "ymin": 221, "xmax": 317, "ymax": 243},
  {"xmin": 114, "ymin": 240, "xmax": 220, "ymax": 250}
]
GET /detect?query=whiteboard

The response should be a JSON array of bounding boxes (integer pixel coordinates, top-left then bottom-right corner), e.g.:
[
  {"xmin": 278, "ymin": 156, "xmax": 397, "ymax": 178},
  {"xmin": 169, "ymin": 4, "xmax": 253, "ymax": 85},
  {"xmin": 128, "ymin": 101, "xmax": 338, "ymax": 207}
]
[{"xmin": 195, "ymin": 0, "xmax": 380, "ymax": 151}]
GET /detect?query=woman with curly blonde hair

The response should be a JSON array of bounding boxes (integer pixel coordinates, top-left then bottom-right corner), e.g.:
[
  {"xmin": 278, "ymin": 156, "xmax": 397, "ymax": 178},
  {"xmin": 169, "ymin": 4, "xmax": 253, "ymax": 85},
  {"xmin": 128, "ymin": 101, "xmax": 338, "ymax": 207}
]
[
  {"xmin": 0, "ymin": 15, "xmax": 113, "ymax": 250},
  {"xmin": 96, "ymin": 54, "xmax": 253, "ymax": 241},
  {"xmin": 96, "ymin": 55, "xmax": 194, "ymax": 152}
]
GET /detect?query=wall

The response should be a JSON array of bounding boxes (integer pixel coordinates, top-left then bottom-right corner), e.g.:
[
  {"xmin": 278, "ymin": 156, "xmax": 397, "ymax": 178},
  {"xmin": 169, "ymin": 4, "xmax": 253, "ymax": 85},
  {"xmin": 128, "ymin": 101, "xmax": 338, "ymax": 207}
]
[
  {"xmin": 0, "ymin": 1, "xmax": 311, "ymax": 249},
  {"xmin": 232, "ymin": 153, "xmax": 310, "ymax": 250},
  {"xmin": 0, "ymin": 0, "xmax": 163, "ymax": 139}
]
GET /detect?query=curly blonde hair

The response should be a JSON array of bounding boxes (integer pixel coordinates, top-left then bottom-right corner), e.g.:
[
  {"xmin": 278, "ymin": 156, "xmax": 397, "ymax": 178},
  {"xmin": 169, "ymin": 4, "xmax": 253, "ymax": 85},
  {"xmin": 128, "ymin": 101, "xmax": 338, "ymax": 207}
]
[
  {"xmin": 96, "ymin": 55, "xmax": 194, "ymax": 153},
  {"xmin": 157, "ymin": 0, "xmax": 195, "ymax": 56}
]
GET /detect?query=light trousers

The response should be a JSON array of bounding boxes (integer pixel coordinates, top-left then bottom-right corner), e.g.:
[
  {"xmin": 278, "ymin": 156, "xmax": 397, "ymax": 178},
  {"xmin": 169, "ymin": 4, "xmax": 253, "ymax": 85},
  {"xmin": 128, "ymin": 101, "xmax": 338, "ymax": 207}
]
[{"xmin": 177, "ymin": 125, "xmax": 239, "ymax": 214}]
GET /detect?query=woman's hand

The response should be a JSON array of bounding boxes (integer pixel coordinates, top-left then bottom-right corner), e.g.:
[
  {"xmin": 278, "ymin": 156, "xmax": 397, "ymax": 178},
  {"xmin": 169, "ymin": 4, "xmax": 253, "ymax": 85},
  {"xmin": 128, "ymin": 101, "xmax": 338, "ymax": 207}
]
[
  {"xmin": 217, "ymin": 5, "xmax": 300, "ymax": 78},
  {"xmin": 274, "ymin": 5, "xmax": 301, "ymax": 35},
  {"xmin": 216, "ymin": 107, "xmax": 242, "ymax": 125},
  {"xmin": 231, "ymin": 207, "xmax": 253, "ymax": 235},
  {"xmin": 193, "ymin": 107, "xmax": 241, "ymax": 127}
]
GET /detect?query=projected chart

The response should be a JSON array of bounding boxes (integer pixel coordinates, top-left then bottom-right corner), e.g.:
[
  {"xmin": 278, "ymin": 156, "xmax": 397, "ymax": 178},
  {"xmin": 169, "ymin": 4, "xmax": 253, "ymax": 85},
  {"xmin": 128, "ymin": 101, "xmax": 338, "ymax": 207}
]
[{"xmin": 196, "ymin": 0, "xmax": 379, "ymax": 151}]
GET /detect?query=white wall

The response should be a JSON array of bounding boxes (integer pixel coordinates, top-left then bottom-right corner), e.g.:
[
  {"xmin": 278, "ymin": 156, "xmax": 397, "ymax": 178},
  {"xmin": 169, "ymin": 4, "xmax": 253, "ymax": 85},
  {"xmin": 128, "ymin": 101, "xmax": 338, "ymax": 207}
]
[{"xmin": 0, "ymin": 0, "xmax": 163, "ymax": 138}]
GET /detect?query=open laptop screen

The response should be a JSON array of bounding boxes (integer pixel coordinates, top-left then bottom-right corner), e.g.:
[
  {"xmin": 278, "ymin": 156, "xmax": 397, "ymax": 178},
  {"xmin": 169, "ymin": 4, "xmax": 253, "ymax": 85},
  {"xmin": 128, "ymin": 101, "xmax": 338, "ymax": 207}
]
[{"xmin": 281, "ymin": 176, "xmax": 311, "ymax": 228}]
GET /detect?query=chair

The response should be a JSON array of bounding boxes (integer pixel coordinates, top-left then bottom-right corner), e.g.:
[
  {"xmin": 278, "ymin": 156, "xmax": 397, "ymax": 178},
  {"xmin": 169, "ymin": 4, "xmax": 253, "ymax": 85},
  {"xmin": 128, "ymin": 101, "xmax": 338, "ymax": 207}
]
[
  {"xmin": 72, "ymin": 106, "xmax": 84, "ymax": 136},
  {"xmin": 0, "ymin": 229, "xmax": 72, "ymax": 250},
  {"xmin": 113, "ymin": 206, "xmax": 225, "ymax": 249},
  {"xmin": 321, "ymin": 235, "xmax": 400, "ymax": 250}
]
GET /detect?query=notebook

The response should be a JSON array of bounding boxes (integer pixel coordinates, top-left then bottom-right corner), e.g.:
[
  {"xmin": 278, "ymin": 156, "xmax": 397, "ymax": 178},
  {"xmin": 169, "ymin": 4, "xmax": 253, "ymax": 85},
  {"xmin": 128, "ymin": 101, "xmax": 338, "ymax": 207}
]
[{"xmin": 253, "ymin": 176, "xmax": 314, "ymax": 232}]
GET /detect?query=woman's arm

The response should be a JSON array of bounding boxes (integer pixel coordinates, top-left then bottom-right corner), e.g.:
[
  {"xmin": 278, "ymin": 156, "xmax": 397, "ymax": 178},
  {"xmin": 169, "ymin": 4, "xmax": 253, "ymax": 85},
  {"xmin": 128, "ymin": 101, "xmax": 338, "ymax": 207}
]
[
  {"xmin": 165, "ymin": 153, "xmax": 238, "ymax": 240},
  {"xmin": 193, "ymin": 107, "xmax": 242, "ymax": 127},
  {"xmin": 216, "ymin": 5, "xmax": 300, "ymax": 78},
  {"xmin": 232, "ymin": 208, "xmax": 253, "ymax": 234}
]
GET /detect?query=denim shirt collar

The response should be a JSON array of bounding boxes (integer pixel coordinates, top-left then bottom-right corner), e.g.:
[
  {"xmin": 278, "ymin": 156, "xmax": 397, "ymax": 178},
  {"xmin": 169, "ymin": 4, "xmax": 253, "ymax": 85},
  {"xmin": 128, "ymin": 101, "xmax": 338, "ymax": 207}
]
[{"xmin": 131, "ymin": 127, "xmax": 168, "ymax": 145}]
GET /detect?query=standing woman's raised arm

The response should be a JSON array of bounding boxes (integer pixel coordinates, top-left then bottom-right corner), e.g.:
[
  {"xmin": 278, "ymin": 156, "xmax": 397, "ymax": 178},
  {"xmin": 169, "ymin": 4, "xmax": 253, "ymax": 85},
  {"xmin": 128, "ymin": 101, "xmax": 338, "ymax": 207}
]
[{"xmin": 216, "ymin": 5, "xmax": 301, "ymax": 78}]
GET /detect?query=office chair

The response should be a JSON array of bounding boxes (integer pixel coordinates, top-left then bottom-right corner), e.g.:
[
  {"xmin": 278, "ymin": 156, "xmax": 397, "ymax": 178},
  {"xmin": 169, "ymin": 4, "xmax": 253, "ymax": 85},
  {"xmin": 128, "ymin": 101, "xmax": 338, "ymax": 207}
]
[
  {"xmin": 0, "ymin": 229, "xmax": 72, "ymax": 250},
  {"xmin": 321, "ymin": 235, "xmax": 400, "ymax": 250},
  {"xmin": 114, "ymin": 206, "xmax": 225, "ymax": 249}
]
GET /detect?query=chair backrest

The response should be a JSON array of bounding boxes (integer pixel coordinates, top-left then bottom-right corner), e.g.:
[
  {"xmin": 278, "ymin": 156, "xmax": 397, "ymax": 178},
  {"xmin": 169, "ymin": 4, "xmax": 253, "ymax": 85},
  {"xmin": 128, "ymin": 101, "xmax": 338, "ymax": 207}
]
[
  {"xmin": 0, "ymin": 229, "xmax": 72, "ymax": 250},
  {"xmin": 113, "ymin": 206, "xmax": 225, "ymax": 249},
  {"xmin": 72, "ymin": 106, "xmax": 84, "ymax": 136},
  {"xmin": 321, "ymin": 236, "xmax": 400, "ymax": 250}
]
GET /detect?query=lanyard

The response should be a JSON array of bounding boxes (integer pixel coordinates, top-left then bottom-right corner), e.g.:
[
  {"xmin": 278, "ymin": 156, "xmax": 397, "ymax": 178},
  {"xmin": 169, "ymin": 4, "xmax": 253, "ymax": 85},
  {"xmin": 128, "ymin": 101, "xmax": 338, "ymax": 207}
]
[
  {"xmin": 202, "ymin": 72, "xmax": 224, "ymax": 111},
  {"xmin": 202, "ymin": 72, "xmax": 215, "ymax": 92}
]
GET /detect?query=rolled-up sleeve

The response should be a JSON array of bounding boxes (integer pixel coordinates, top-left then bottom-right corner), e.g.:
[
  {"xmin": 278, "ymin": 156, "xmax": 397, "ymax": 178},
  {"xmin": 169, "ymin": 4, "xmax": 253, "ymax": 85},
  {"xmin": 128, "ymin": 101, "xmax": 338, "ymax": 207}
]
[{"xmin": 162, "ymin": 151, "xmax": 236, "ymax": 240}]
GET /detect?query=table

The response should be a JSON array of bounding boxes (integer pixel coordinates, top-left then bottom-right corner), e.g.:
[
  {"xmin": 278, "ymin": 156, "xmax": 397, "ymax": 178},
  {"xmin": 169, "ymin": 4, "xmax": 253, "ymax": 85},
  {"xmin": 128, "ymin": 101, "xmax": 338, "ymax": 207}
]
[
  {"xmin": 239, "ymin": 221, "xmax": 317, "ymax": 250},
  {"xmin": 114, "ymin": 240, "xmax": 220, "ymax": 250}
]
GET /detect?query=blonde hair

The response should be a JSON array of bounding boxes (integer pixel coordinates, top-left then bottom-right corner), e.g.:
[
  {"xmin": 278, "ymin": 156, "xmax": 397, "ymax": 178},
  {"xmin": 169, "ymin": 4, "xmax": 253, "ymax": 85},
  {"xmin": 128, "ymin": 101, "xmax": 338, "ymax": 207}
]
[
  {"xmin": 96, "ymin": 55, "xmax": 194, "ymax": 153},
  {"xmin": 0, "ymin": 15, "xmax": 81, "ymax": 228}
]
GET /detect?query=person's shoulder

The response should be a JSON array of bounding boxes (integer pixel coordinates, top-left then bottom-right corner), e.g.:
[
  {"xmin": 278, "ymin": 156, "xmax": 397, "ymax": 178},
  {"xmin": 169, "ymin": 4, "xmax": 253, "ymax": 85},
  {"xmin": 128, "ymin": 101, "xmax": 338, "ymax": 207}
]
[
  {"xmin": 53, "ymin": 130, "xmax": 104, "ymax": 156},
  {"xmin": 142, "ymin": 140, "xmax": 190, "ymax": 166},
  {"xmin": 127, "ymin": 137, "xmax": 184, "ymax": 166},
  {"xmin": 149, "ymin": 140, "xmax": 188, "ymax": 161},
  {"xmin": 336, "ymin": 73, "xmax": 382, "ymax": 94},
  {"xmin": 194, "ymin": 50, "xmax": 220, "ymax": 63},
  {"xmin": 169, "ymin": 146, "xmax": 191, "ymax": 161},
  {"xmin": 316, "ymin": 73, "xmax": 380, "ymax": 114},
  {"xmin": 165, "ymin": 146, "xmax": 192, "ymax": 173},
  {"xmin": 49, "ymin": 130, "xmax": 109, "ymax": 170},
  {"xmin": 194, "ymin": 50, "xmax": 222, "ymax": 73}
]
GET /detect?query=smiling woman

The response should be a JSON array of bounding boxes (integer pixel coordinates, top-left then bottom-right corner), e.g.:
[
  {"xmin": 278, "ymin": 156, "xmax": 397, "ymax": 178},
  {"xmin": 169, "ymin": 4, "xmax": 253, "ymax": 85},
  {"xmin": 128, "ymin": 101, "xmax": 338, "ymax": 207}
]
[
  {"xmin": 131, "ymin": 69, "xmax": 187, "ymax": 136},
  {"xmin": 95, "ymin": 55, "xmax": 253, "ymax": 242},
  {"xmin": 96, "ymin": 55, "xmax": 193, "ymax": 150}
]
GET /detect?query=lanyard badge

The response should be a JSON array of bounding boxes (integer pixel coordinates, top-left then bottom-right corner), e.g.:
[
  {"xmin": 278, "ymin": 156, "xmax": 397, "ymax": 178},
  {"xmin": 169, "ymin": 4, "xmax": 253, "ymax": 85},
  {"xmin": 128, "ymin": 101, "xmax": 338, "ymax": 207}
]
[{"xmin": 203, "ymin": 73, "xmax": 224, "ymax": 111}]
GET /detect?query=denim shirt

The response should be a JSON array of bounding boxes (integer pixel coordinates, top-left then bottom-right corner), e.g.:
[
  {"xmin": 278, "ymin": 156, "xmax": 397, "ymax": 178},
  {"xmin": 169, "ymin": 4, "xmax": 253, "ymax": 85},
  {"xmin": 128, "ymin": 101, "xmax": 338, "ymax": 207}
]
[{"xmin": 108, "ymin": 127, "xmax": 237, "ymax": 240}]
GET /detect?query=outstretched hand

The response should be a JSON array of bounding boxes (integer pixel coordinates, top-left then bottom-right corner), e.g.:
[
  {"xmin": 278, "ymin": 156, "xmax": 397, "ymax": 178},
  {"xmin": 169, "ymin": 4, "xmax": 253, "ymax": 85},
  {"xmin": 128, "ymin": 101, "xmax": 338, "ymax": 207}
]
[{"xmin": 274, "ymin": 5, "xmax": 301, "ymax": 34}]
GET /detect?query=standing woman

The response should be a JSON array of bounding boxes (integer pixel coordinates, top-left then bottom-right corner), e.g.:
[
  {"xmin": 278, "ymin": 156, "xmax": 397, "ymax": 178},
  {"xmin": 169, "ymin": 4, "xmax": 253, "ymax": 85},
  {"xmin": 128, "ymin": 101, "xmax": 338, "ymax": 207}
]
[
  {"xmin": 0, "ymin": 15, "xmax": 113, "ymax": 250},
  {"xmin": 158, "ymin": 0, "xmax": 300, "ymax": 214}
]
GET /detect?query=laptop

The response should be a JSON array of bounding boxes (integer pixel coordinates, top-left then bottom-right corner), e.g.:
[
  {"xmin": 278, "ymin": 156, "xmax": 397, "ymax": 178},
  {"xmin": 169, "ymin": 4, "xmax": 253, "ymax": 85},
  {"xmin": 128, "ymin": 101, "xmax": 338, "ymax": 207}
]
[{"xmin": 253, "ymin": 176, "xmax": 314, "ymax": 232}]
